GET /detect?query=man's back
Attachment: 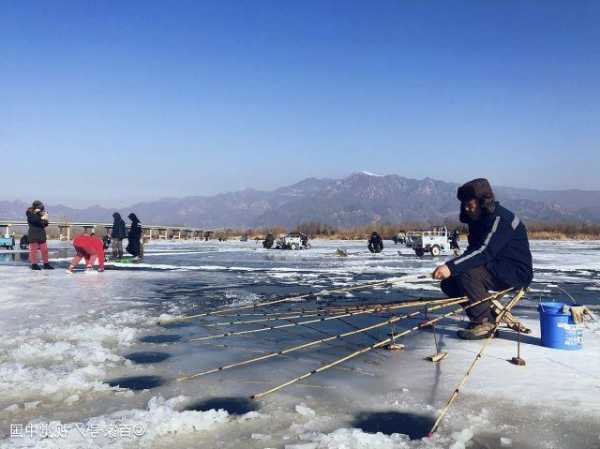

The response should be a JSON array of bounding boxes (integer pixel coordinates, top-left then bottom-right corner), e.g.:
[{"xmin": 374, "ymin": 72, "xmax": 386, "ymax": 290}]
[{"xmin": 449, "ymin": 202, "xmax": 533, "ymax": 288}]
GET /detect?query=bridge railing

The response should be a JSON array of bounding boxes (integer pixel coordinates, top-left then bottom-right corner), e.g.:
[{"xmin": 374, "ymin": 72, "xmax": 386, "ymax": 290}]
[{"xmin": 0, "ymin": 220, "xmax": 215, "ymax": 241}]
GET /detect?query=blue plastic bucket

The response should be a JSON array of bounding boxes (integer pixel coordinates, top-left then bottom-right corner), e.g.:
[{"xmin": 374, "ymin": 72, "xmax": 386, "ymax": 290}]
[{"xmin": 538, "ymin": 302, "xmax": 583, "ymax": 350}]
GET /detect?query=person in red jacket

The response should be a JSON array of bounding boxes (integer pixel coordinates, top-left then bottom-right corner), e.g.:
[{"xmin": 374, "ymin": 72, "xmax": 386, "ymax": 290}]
[{"xmin": 67, "ymin": 232, "xmax": 105, "ymax": 273}]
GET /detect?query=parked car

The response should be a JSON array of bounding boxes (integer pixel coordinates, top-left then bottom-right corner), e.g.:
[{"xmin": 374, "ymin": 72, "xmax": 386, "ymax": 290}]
[
  {"xmin": 275, "ymin": 233, "xmax": 310, "ymax": 250},
  {"xmin": 413, "ymin": 226, "xmax": 452, "ymax": 257},
  {"xmin": 0, "ymin": 233, "xmax": 15, "ymax": 250}
]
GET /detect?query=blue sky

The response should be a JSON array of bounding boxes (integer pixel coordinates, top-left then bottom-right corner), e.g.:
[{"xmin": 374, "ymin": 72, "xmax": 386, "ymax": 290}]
[{"xmin": 1, "ymin": 1, "xmax": 599, "ymax": 206}]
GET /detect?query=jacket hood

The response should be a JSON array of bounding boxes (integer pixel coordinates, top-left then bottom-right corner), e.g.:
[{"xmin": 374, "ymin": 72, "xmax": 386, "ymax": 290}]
[
  {"xmin": 128, "ymin": 213, "xmax": 140, "ymax": 223},
  {"xmin": 113, "ymin": 212, "xmax": 122, "ymax": 219}
]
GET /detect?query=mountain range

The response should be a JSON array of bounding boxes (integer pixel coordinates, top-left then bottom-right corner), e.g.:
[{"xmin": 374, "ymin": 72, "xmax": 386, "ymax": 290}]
[{"xmin": 2, "ymin": 173, "xmax": 599, "ymax": 228}]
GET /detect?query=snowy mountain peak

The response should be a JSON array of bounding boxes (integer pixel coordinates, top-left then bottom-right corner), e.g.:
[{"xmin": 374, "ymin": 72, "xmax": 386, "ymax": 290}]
[{"xmin": 357, "ymin": 171, "xmax": 384, "ymax": 177}]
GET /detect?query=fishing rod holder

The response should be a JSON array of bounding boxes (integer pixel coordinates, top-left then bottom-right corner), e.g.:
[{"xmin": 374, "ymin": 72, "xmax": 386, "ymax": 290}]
[{"xmin": 510, "ymin": 328, "xmax": 526, "ymax": 366}]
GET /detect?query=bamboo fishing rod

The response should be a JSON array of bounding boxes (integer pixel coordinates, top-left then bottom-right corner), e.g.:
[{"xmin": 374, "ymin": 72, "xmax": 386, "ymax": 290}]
[
  {"xmin": 208, "ymin": 306, "xmax": 367, "ymax": 320},
  {"xmin": 159, "ymin": 273, "xmax": 431, "ymax": 324},
  {"xmin": 210, "ymin": 295, "xmax": 446, "ymax": 319},
  {"xmin": 177, "ymin": 295, "xmax": 471, "ymax": 382},
  {"xmin": 203, "ymin": 297, "xmax": 460, "ymax": 328},
  {"xmin": 428, "ymin": 288, "xmax": 526, "ymax": 436},
  {"xmin": 203, "ymin": 311, "xmax": 345, "ymax": 327},
  {"xmin": 249, "ymin": 288, "xmax": 514, "ymax": 399},
  {"xmin": 188, "ymin": 296, "xmax": 466, "ymax": 342},
  {"xmin": 206, "ymin": 298, "xmax": 435, "ymax": 321}
]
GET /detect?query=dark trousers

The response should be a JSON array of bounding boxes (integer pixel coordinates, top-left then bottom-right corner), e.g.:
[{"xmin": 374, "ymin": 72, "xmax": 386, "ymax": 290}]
[{"xmin": 441, "ymin": 265, "xmax": 510, "ymax": 324}]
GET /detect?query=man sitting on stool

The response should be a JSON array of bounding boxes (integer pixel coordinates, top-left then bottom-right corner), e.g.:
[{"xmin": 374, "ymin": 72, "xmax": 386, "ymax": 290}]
[{"xmin": 432, "ymin": 178, "xmax": 533, "ymax": 339}]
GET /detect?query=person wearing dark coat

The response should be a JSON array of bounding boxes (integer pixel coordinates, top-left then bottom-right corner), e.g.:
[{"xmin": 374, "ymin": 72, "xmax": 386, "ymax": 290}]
[
  {"xmin": 300, "ymin": 233, "xmax": 309, "ymax": 248},
  {"xmin": 26, "ymin": 200, "xmax": 53, "ymax": 270},
  {"xmin": 449, "ymin": 229, "xmax": 461, "ymax": 254},
  {"xmin": 368, "ymin": 232, "xmax": 384, "ymax": 253},
  {"xmin": 20, "ymin": 235, "xmax": 29, "ymax": 250},
  {"xmin": 110, "ymin": 212, "xmax": 127, "ymax": 259},
  {"xmin": 263, "ymin": 233, "xmax": 275, "ymax": 249},
  {"xmin": 126, "ymin": 213, "xmax": 143, "ymax": 259},
  {"xmin": 432, "ymin": 178, "xmax": 533, "ymax": 340}
]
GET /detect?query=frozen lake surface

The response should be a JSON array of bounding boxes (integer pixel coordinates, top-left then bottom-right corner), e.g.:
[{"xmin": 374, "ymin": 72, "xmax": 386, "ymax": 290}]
[{"xmin": 0, "ymin": 239, "xmax": 599, "ymax": 449}]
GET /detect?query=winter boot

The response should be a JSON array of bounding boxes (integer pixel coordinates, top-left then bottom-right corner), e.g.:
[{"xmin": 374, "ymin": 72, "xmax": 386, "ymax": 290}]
[
  {"xmin": 457, "ymin": 322, "xmax": 496, "ymax": 340},
  {"xmin": 31, "ymin": 264, "xmax": 42, "ymax": 270},
  {"xmin": 43, "ymin": 263, "xmax": 54, "ymax": 270},
  {"xmin": 490, "ymin": 299, "xmax": 531, "ymax": 334}
]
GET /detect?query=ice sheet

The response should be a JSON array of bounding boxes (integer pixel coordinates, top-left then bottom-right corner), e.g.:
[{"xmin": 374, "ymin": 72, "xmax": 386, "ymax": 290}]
[{"xmin": 1, "ymin": 239, "xmax": 599, "ymax": 449}]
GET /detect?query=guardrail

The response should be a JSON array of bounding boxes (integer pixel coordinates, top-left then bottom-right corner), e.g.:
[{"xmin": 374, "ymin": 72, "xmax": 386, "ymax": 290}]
[{"xmin": 0, "ymin": 220, "xmax": 215, "ymax": 240}]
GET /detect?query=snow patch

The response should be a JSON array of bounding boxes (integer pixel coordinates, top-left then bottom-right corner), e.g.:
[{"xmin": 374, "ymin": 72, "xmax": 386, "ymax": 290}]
[
  {"xmin": 300, "ymin": 427, "xmax": 411, "ymax": 448},
  {"xmin": 4, "ymin": 396, "xmax": 230, "ymax": 448}
]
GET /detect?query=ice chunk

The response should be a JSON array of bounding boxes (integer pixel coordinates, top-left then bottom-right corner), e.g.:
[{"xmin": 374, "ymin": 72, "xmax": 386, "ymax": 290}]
[
  {"xmin": 3, "ymin": 404, "xmax": 19, "ymax": 413},
  {"xmin": 24, "ymin": 401, "xmax": 40, "ymax": 410},
  {"xmin": 64, "ymin": 394, "xmax": 80, "ymax": 404},
  {"xmin": 306, "ymin": 428, "xmax": 411, "ymax": 449},
  {"xmin": 295, "ymin": 403, "xmax": 317, "ymax": 418},
  {"xmin": 450, "ymin": 428, "xmax": 474, "ymax": 449}
]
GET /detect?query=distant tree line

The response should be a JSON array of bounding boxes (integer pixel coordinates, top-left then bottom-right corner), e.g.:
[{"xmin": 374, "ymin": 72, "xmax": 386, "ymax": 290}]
[{"xmin": 220, "ymin": 219, "xmax": 600, "ymax": 240}]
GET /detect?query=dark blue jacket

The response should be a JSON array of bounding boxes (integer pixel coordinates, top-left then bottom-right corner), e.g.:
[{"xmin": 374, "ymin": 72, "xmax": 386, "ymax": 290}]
[
  {"xmin": 111, "ymin": 214, "xmax": 127, "ymax": 239},
  {"xmin": 446, "ymin": 202, "xmax": 533, "ymax": 288}
]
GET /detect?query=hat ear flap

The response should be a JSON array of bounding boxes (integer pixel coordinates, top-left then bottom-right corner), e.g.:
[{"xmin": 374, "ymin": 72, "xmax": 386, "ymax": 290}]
[{"xmin": 481, "ymin": 197, "xmax": 495, "ymax": 214}]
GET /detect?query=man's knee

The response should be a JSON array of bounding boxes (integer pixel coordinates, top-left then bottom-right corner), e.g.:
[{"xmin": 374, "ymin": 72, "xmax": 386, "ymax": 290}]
[
  {"xmin": 441, "ymin": 277, "xmax": 460, "ymax": 297},
  {"xmin": 457, "ymin": 267, "xmax": 486, "ymax": 287}
]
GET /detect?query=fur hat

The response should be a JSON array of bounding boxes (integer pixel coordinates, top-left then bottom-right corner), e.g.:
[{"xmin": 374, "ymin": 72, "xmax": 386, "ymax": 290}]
[{"xmin": 457, "ymin": 178, "xmax": 496, "ymax": 214}]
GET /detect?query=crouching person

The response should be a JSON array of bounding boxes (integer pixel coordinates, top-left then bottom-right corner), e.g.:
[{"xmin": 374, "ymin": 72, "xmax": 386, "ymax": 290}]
[
  {"xmin": 368, "ymin": 232, "xmax": 384, "ymax": 253},
  {"xmin": 67, "ymin": 233, "xmax": 105, "ymax": 273},
  {"xmin": 432, "ymin": 178, "xmax": 533, "ymax": 339}
]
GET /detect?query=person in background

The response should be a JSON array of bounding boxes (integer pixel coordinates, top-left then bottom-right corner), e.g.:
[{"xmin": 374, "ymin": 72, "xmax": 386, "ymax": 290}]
[
  {"xmin": 263, "ymin": 233, "xmax": 275, "ymax": 249},
  {"xmin": 110, "ymin": 212, "xmax": 127, "ymax": 259},
  {"xmin": 300, "ymin": 233, "xmax": 309, "ymax": 248},
  {"xmin": 26, "ymin": 200, "xmax": 53, "ymax": 270},
  {"xmin": 67, "ymin": 232, "xmax": 105, "ymax": 273},
  {"xmin": 20, "ymin": 234, "xmax": 29, "ymax": 250},
  {"xmin": 449, "ymin": 229, "xmax": 461, "ymax": 255},
  {"xmin": 126, "ymin": 213, "xmax": 143, "ymax": 260},
  {"xmin": 102, "ymin": 235, "xmax": 111, "ymax": 250},
  {"xmin": 368, "ymin": 231, "xmax": 384, "ymax": 253}
]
